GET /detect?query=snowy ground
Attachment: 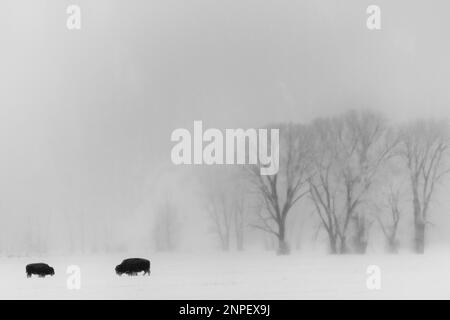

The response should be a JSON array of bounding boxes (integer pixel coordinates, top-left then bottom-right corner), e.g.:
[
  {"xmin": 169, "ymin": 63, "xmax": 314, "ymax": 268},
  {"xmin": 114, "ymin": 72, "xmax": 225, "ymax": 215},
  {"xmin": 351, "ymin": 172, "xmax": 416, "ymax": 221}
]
[{"xmin": 1, "ymin": 250, "xmax": 450, "ymax": 299}]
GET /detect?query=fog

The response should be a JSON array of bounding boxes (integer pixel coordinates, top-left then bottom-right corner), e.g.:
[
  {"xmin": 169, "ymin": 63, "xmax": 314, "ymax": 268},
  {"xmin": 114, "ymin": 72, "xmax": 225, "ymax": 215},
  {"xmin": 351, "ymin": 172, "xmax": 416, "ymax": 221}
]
[{"xmin": 1, "ymin": 0, "xmax": 450, "ymax": 256}]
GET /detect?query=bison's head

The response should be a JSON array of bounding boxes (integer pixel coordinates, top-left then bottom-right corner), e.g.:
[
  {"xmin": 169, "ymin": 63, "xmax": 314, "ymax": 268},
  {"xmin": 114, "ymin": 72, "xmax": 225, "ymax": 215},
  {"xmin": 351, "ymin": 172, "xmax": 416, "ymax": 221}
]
[
  {"xmin": 49, "ymin": 267, "xmax": 55, "ymax": 276},
  {"xmin": 115, "ymin": 264, "xmax": 124, "ymax": 275}
]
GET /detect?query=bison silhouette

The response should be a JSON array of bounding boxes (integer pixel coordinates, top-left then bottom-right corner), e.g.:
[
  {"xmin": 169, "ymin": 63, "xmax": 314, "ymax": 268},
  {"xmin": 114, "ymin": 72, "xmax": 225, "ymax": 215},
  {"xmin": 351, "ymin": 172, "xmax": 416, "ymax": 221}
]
[
  {"xmin": 26, "ymin": 263, "xmax": 55, "ymax": 278},
  {"xmin": 115, "ymin": 258, "xmax": 150, "ymax": 276}
]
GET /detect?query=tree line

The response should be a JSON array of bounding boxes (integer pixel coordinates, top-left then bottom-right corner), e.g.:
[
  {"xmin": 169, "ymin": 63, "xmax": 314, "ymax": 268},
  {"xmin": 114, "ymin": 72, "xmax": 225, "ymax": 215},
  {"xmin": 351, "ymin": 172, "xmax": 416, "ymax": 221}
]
[{"xmin": 201, "ymin": 109, "xmax": 450, "ymax": 255}]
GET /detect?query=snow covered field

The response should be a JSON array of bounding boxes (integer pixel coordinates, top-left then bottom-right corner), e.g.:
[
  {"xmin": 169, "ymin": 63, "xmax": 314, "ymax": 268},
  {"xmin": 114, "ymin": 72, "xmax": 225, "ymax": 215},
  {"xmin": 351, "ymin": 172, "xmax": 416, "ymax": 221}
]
[{"xmin": 1, "ymin": 251, "xmax": 450, "ymax": 299}]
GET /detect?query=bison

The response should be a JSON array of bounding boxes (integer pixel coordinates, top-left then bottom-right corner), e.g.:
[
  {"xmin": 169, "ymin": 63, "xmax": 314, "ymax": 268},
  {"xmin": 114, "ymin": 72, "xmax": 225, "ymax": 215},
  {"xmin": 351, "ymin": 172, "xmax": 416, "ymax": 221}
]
[
  {"xmin": 26, "ymin": 263, "xmax": 55, "ymax": 278},
  {"xmin": 115, "ymin": 258, "xmax": 150, "ymax": 276}
]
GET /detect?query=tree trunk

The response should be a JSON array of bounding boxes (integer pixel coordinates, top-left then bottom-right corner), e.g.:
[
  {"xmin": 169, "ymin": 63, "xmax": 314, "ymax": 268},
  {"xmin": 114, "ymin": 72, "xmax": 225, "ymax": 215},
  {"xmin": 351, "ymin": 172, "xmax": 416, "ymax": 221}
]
[
  {"xmin": 339, "ymin": 236, "xmax": 348, "ymax": 254},
  {"xmin": 353, "ymin": 231, "xmax": 368, "ymax": 254},
  {"xmin": 414, "ymin": 220, "xmax": 425, "ymax": 254},
  {"xmin": 328, "ymin": 234, "xmax": 338, "ymax": 254},
  {"xmin": 236, "ymin": 236, "xmax": 244, "ymax": 251},
  {"xmin": 235, "ymin": 221, "xmax": 244, "ymax": 251},
  {"xmin": 413, "ymin": 193, "xmax": 425, "ymax": 254},
  {"xmin": 352, "ymin": 215, "xmax": 368, "ymax": 254},
  {"xmin": 222, "ymin": 231, "xmax": 230, "ymax": 251},
  {"xmin": 386, "ymin": 238, "xmax": 399, "ymax": 254},
  {"xmin": 354, "ymin": 239, "xmax": 368, "ymax": 254},
  {"xmin": 276, "ymin": 223, "xmax": 290, "ymax": 255},
  {"xmin": 277, "ymin": 238, "xmax": 290, "ymax": 255}
]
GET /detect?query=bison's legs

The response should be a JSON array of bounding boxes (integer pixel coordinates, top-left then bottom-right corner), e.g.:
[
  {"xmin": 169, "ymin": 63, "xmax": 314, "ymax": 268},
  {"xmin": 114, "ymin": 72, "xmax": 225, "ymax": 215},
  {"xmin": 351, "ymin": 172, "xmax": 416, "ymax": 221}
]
[{"xmin": 26, "ymin": 273, "xmax": 31, "ymax": 278}]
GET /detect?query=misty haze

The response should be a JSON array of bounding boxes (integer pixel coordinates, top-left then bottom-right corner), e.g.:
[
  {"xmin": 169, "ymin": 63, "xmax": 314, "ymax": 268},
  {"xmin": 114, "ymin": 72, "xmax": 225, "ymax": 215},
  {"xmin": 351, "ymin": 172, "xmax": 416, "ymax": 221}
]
[{"xmin": 2, "ymin": 0, "xmax": 450, "ymax": 299}]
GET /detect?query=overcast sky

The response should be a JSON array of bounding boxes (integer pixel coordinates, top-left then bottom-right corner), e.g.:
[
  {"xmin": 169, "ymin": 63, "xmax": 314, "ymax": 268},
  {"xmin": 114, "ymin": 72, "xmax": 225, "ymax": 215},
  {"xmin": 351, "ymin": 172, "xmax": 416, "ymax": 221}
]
[{"xmin": 1, "ymin": 0, "xmax": 450, "ymax": 251}]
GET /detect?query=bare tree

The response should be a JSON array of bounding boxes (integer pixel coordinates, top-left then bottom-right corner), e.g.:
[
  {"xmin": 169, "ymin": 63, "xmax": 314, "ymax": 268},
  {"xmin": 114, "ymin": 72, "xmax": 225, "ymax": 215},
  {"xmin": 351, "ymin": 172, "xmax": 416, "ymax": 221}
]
[
  {"xmin": 375, "ymin": 185, "xmax": 402, "ymax": 253},
  {"xmin": 248, "ymin": 123, "xmax": 313, "ymax": 255},
  {"xmin": 309, "ymin": 110, "xmax": 397, "ymax": 254},
  {"xmin": 153, "ymin": 199, "xmax": 180, "ymax": 251},
  {"xmin": 230, "ymin": 170, "xmax": 257, "ymax": 251},
  {"xmin": 308, "ymin": 117, "xmax": 341, "ymax": 253},
  {"xmin": 232, "ymin": 190, "xmax": 246, "ymax": 251},
  {"xmin": 200, "ymin": 167, "xmax": 235, "ymax": 251},
  {"xmin": 206, "ymin": 191, "xmax": 233, "ymax": 251},
  {"xmin": 341, "ymin": 111, "xmax": 398, "ymax": 253},
  {"xmin": 398, "ymin": 119, "xmax": 450, "ymax": 253},
  {"xmin": 199, "ymin": 166, "xmax": 254, "ymax": 251}
]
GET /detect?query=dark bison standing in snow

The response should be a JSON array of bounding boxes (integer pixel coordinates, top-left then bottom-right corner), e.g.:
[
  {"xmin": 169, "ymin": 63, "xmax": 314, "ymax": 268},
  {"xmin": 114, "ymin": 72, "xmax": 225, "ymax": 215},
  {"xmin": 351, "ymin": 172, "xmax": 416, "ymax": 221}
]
[
  {"xmin": 115, "ymin": 258, "xmax": 150, "ymax": 276},
  {"xmin": 26, "ymin": 263, "xmax": 55, "ymax": 278}
]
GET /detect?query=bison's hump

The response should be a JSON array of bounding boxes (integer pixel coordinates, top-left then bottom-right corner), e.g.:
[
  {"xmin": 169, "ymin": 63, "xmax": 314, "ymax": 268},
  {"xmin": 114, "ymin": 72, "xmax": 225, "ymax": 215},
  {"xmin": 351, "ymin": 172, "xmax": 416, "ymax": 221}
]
[{"xmin": 122, "ymin": 258, "xmax": 150, "ymax": 264}]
